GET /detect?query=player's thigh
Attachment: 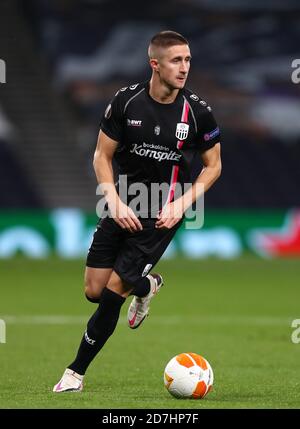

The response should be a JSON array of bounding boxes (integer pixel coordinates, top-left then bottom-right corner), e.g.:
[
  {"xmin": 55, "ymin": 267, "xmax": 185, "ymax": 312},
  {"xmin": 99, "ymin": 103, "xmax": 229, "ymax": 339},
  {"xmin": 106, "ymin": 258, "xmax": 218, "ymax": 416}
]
[
  {"xmin": 84, "ymin": 267, "xmax": 113, "ymax": 299},
  {"xmin": 85, "ymin": 217, "xmax": 124, "ymax": 299},
  {"xmin": 114, "ymin": 218, "xmax": 183, "ymax": 287},
  {"xmin": 86, "ymin": 216, "xmax": 123, "ymax": 268}
]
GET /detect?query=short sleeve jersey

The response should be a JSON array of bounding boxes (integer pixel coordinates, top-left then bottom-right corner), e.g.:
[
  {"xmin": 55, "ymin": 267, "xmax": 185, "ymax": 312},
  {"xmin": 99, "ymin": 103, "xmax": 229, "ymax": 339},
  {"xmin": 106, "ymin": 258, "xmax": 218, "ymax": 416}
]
[{"xmin": 100, "ymin": 81, "xmax": 220, "ymax": 212}]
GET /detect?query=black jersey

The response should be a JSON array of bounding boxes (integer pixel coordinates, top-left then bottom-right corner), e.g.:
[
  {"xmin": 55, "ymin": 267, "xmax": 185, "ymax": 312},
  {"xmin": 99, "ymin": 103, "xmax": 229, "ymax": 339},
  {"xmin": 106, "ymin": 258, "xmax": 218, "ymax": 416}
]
[{"xmin": 100, "ymin": 81, "xmax": 220, "ymax": 214}]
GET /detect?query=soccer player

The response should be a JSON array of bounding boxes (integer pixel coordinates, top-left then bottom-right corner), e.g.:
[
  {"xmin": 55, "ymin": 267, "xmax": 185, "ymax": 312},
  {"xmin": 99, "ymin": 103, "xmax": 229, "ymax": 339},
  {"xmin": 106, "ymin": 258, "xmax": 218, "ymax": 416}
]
[{"xmin": 53, "ymin": 31, "xmax": 221, "ymax": 392}]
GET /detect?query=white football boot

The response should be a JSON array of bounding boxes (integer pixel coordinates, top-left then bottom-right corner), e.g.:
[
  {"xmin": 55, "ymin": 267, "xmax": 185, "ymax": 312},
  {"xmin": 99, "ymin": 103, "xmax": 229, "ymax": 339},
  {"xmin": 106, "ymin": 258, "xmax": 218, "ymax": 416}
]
[
  {"xmin": 127, "ymin": 273, "xmax": 164, "ymax": 329},
  {"xmin": 53, "ymin": 368, "xmax": 84, "ymax": 393}
]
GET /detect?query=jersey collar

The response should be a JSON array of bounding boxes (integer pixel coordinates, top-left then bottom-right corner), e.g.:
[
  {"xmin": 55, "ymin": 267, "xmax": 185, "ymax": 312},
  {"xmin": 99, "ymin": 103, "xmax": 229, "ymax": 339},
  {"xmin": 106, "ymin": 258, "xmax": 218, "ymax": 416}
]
[{"xmin": 145, "ymin": 81, "xmax": 184, "ymax": 106}]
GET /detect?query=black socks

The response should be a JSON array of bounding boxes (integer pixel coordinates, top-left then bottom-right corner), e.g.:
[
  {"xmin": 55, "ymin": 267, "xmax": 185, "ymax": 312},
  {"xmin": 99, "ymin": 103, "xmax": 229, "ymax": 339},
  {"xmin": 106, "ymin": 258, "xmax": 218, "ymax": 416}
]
[
  {"xmin": 68, "ymin": 288, "xmax": 125, "ymax": 375},
  {"xmin": 130, "ymin": 276, "xmax": 151, "ymax": 298},
  {"xmin": 85, "ymin": 276, "xmax": 151, "ymax": 304},
  {"xmin": 85, "ymin": 293, "xmax": 100, "ymax": 304}
]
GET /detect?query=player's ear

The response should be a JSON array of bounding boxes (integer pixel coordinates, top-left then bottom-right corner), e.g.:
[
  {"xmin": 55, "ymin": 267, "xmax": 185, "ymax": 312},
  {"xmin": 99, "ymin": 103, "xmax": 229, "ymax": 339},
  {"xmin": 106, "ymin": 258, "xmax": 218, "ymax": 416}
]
[{"xmin": 150, "ymin": 58, "xmax": 159, "ymax": 72}]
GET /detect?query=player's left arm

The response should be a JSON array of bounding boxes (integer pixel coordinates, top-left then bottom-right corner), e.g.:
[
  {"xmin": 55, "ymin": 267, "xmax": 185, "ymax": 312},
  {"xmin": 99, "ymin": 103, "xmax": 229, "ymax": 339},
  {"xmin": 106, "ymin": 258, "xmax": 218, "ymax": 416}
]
[
  {"xmin": 189, "ymin": 142, "xmax": 222, "ymax": 199},
  {"xmin": 156, "ymin": 143, "xmax": 221, "ymax": 229}
]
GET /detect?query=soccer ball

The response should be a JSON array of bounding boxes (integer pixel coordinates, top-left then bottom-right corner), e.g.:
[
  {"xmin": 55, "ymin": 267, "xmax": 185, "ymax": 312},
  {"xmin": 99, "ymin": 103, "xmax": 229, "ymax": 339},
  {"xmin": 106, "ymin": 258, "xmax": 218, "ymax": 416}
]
[{"xmin": 164, "ymin": 352, "xmax": 213, "ymax": 399}]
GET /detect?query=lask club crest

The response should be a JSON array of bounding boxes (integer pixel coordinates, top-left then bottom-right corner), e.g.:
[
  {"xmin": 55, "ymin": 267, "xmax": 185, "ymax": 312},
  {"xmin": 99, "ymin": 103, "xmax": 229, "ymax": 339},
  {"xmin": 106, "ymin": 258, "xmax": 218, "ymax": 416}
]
[{"xmin": 175, "ymin": 122, "xmax": 189, "ymax": 140}]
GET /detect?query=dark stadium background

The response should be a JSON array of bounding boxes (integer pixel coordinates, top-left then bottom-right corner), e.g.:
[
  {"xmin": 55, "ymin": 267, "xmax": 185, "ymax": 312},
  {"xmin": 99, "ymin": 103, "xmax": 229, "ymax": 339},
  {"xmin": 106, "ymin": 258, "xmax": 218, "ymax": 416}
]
[{"xmin": 0, "ymin": 0, "xmax": 300, "ymax": 410}]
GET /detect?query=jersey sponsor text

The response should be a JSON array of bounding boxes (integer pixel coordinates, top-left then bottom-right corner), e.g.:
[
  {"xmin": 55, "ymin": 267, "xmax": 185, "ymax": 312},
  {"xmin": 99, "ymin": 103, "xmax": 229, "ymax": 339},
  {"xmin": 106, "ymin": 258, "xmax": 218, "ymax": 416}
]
[{"xmin": 130, "ymin": 143, "xmax": 182, "ymax": 162}]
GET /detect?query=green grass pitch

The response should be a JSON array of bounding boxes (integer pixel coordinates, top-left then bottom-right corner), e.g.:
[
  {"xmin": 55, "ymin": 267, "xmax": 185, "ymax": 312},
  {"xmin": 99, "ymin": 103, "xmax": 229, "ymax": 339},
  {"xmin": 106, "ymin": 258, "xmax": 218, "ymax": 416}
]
[{"xmin": 0, "ymin": 256, "xmax": 299, "ymax": 409}]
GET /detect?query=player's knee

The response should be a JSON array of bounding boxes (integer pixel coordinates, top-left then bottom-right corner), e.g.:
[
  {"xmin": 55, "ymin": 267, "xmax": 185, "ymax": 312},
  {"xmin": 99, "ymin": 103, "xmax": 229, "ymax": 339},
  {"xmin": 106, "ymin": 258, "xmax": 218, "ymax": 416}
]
[
  {"xmin": 85, "ymin": 291, "xmax": 100, "ymax": 303},
  {"xmin": 84, "ymin": 278, "xmax": 103, "ymax": 303}
]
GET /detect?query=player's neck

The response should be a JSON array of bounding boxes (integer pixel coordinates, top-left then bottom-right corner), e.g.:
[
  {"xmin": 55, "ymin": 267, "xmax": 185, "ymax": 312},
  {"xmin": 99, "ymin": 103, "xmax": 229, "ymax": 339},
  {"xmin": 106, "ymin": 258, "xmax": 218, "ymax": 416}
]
[{"xmin": 148, "ymin": 78, "xmax": 180, "ymax": 104}]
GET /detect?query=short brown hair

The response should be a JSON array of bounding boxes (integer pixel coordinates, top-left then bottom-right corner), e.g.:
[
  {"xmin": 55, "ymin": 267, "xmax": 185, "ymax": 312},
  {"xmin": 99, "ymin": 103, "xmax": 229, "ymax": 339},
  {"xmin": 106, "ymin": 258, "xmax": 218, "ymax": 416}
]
[{"xmin": 148, "ymin": 31, "xmax": 189, "ymax": 58}]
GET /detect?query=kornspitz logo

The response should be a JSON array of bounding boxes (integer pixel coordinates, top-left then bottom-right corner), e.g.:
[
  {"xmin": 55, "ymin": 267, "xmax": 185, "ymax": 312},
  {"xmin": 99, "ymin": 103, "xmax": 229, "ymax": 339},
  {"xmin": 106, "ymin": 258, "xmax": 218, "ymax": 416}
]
[
  {"xmin": 0, "ymin": 59, "xmax": 6, "ymax": 83},
  {"xmin": 130, "ymin": 142, "xmax": 181, "ymax": 162},
  {"xmin": 0, "ymin": 319, "xmax": 6, "ymax": 343}
]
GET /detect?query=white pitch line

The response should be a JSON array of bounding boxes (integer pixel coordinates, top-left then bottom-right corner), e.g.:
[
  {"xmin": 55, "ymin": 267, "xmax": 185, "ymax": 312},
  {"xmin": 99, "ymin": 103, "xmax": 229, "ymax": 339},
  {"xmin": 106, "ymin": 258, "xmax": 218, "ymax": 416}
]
[
  {"xmin": 0, "ymin": 315, "xmax": 293, "ymax": 326},
  {"xmin": 1, "ymin": 315, "xmax": 88, "ymax": 325}
]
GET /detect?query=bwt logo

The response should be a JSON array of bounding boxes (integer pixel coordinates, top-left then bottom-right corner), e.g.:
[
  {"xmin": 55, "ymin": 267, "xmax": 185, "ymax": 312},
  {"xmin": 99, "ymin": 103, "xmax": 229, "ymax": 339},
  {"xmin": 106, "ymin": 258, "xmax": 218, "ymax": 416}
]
[
  {"xmin": 0, "ymin": 59, "xmax": 6, "ymax": 83},
  {"xmin": 0, "ymin": 319, "xmax": 6, "ymax": 343}
]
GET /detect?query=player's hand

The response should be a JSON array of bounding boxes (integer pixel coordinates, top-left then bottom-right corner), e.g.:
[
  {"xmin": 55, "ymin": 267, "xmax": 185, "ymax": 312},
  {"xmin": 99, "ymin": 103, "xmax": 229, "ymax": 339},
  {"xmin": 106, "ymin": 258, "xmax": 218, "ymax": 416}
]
[
  {"xmin": 110, "ymin": 200, "xmax": 143, "ymax": 233},
  {"xmin": 155, "ymin": 199, "xmax": 184, "ymax": 230}
]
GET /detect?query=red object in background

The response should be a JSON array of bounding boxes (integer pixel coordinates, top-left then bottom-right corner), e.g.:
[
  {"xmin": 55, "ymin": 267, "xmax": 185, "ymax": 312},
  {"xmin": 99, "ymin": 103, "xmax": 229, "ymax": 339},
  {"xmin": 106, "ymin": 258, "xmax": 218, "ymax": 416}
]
[{"xmin": 251, "ymin": 211, "xmax": 300, "ymax": 257}]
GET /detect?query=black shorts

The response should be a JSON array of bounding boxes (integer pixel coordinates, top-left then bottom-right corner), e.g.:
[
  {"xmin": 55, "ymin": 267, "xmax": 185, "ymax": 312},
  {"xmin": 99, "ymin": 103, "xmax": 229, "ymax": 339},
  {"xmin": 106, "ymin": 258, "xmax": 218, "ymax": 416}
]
[{"xmin": 86, "ymin": 216, "xmax": 183, "ymax": 286}]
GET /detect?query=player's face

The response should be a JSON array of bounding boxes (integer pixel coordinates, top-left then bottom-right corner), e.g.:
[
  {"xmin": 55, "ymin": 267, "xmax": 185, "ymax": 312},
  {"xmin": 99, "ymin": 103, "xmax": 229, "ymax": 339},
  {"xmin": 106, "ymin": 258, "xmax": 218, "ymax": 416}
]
[{"xmin": 157, "ymin": 44, "xmax": 191, "ymax": 90}]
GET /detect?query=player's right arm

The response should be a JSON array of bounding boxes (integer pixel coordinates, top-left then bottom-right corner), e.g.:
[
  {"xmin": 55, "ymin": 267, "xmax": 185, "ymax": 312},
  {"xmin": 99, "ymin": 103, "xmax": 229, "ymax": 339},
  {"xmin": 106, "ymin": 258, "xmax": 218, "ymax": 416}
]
[{"xmin": 93, "ymin": 130, "xmax": 143, "ymax": 232}]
